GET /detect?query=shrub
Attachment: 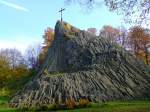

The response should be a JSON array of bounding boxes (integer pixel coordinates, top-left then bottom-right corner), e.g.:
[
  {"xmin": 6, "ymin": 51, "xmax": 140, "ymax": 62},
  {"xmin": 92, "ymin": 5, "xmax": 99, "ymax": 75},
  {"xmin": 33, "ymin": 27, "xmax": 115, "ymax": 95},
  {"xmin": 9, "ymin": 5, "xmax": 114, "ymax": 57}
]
[
  {"xmin": 78, "ymin": 99, "xmax": 90, "ymax": 108},
  {"xmin": 0, "ymin": 88, "xmax": 10, "ymax": 96},
  {"xmin": 64, "ymin": 23, "xmax": 72, "ymax": 31},
  {"xmin": 19, "ymin": 99, "xmax": 91, "ymax": 111},
  {"xmin": 20, "ymin": 107, "xmax": 29, "ymax": 111},
  {"xmin": 65, "ymin": 99, "xmax": 77, "ymax": 109},
  {"xmin": 46, "ymin": 104, "xmax": 58, "ymax": 110},
  {"xmin": 37, "ymin": 105, "xmax": 48, "ymax": 111}
]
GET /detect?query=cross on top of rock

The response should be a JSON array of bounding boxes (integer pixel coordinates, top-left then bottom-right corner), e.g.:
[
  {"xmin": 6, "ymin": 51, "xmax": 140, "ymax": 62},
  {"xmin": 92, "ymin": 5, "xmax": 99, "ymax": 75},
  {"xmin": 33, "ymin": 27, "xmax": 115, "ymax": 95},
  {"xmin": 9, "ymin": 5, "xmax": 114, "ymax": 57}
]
[{"xmin": 59, "ymin": 8, "xmax": 65, "ymax": 22}]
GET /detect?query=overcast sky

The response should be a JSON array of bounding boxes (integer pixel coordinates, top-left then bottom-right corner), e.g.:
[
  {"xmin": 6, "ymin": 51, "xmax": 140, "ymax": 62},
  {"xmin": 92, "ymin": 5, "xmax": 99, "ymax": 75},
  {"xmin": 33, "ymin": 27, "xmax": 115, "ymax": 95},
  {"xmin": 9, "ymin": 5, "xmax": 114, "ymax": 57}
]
[{"xmin": 0, "ymin": 0, "xmax": 124, "ymax": 53}]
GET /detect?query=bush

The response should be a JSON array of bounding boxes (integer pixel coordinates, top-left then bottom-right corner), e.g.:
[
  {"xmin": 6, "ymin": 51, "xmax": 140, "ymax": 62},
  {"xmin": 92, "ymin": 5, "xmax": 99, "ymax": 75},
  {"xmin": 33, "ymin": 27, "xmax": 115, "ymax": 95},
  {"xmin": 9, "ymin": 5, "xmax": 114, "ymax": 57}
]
[
  {"xmin": 19, "ymin": 99, "xmax": 91, "ymax": 111},
  {"xmin": 65, "ymin": 99, "xmax": 77, "ymax": 109},
  {"xmin": 78, "ymin": 99, "xmax": 90, "ymax": 108},
  {"xmin": 0, "ymin": 88, "xmax": 10, "ymax": 96}
]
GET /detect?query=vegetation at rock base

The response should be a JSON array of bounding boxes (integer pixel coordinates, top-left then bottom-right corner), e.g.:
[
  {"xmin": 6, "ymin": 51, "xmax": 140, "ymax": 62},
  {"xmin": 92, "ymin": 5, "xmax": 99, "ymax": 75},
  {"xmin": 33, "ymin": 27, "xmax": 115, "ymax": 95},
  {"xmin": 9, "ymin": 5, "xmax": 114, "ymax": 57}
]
[{"xmin": 0, "ymin": 96, "xmax": 150, "ymax": 112}]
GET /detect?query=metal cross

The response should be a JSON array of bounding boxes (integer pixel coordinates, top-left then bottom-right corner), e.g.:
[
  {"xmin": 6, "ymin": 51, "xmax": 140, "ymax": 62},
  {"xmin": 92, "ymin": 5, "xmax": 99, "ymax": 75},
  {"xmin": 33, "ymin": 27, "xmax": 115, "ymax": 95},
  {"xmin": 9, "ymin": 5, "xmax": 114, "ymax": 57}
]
[{"xmin": 59, "ymin": 8, "xmax": 65, "ymax": 22}]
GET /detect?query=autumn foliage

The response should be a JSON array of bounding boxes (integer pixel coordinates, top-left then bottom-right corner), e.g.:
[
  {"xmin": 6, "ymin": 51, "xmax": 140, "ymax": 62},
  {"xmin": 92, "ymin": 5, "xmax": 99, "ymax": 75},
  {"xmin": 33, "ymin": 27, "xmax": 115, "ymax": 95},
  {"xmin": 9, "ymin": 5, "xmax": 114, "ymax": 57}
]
[
  {"xmin": 128, "ymin": 26, "xmax": 150, "ymax": 65},
  {"xmin": 98, "ymin": 25, "xmax": 150, "ymax": 65},
  {"xmin": 39, "ymin": 25, "xmax": 150, "ymax": 65},
  {"xmin": 39, "ymin": 27, "xmax": 54, "ymax": 64},
  {"xmin": 100, "ymin": 25, "xmax": 120, "ymax": 43},
  {"xmin": 0, "ymin": 48, "xmax": 29, "ymax": 91},
  {"xmin": 78, "ymin": 99, "xmax": 90, "ymax": 107},
  {"xmin": 42, "ymin": 27, "xmax": 54, "ymax": 54},
  {"xmin": 87, "ymin": 28, "xmax": 97, "ymax": 35},
  {"xmin": 64, "ymin": 99, "xmax": 90, "ymax": 109},
  {"xmin": 65, "ymin": 99, "xmax": 77, "ymax": 109}
]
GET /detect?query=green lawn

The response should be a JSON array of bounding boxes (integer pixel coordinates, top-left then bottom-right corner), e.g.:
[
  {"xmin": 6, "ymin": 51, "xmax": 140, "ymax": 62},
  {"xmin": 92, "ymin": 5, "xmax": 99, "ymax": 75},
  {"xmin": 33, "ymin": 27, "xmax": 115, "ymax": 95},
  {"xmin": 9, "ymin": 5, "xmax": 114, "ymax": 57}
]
[
  {"xmin": 0, "ymin": 96, "xmax": 17, "ymax": 112},
  {"xmin": 57, "ymin": 101, "xmax": 150, "ymax": 112},
  {"xmin": 0, "ymin": 96, "xmax": 150, "ymax": 112}
]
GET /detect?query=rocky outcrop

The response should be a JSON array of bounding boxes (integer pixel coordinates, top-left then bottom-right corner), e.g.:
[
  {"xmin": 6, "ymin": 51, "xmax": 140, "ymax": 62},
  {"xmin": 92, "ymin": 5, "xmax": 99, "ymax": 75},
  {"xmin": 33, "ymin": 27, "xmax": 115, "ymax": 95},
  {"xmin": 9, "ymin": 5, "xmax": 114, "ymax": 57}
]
[{"xmin": 10, "ymin": 21, "xmax": 150, "ymax": 108}]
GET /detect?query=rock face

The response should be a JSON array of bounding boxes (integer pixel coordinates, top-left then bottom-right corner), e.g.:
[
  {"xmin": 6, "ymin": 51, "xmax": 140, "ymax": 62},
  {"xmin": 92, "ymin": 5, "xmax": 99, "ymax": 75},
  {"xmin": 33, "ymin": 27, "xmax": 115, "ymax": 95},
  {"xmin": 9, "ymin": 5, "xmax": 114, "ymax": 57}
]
[{"xmin": 10, "ymin": 21, "xmax": 150, "ymax": 108}]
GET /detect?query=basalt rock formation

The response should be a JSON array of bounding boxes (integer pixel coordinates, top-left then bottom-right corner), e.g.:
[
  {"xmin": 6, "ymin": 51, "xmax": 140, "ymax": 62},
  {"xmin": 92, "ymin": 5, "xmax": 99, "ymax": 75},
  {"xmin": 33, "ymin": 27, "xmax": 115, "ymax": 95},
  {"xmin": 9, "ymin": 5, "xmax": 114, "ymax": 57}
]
[{"xmin": 10, "ymin": 21, "xmax": 150, "ymax": 108}]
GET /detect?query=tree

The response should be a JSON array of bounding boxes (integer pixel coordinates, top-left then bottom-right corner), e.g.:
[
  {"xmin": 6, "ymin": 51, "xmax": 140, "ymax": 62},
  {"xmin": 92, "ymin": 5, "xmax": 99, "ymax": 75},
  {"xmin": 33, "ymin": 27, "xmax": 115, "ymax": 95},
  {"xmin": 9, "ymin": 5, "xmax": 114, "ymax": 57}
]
[
  {"xmin": 117, "ymin": 26, "xmax": 129, "ymax": 49},
  {"xmin": 40, "ymin": 27, "xmax": 54, "ymax": 64},
  {"xmin": 66, "ymin": 0, "xmax": 150, "ymax": 25},
  {"xmin": 0, "ymin": 53, "xmax": 11, "ymax": 86},
  {"xmin": 25, "ymin": 44, "xmax": 42, "ymax": 71},
  {"xmin": 0, "ymin": 48, "xmax": 26, "ymax": 69},
  {"xmin": 87, "ymin": 28, "xmax": 97, "ymax": 35},
  {"xmin": 42, "ymin": 27, "xmax": 54, "ymax": 54},
  {"xmin": 99, "ymin": 25, "xmax": 120, "ymax": 43},
  {"xmin": 128, "ymin": 26, "xmax": 150, "ymax": 65},
  {"xmin": 0, "ymin": 48, "xmax": 28, "ymax": 87},
  {"xmin": 105, "ymin": 0, "xmax": 150, "ymax": 25}
]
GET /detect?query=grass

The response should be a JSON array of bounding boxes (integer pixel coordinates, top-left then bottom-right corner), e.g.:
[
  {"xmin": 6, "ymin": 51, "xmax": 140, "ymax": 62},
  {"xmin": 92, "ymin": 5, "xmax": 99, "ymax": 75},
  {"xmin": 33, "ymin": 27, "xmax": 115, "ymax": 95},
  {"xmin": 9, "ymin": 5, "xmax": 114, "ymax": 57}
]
[
  {"xmin": 57, "ymin": 101, "xmax": 150, "ymax": 112},
  {"xmin": 0, "ymin": 96, "xmax": 17, "ymax": 112},
  {"xmin": 0, "ymin": 96, "xmax": 150, "ymax": 112}
]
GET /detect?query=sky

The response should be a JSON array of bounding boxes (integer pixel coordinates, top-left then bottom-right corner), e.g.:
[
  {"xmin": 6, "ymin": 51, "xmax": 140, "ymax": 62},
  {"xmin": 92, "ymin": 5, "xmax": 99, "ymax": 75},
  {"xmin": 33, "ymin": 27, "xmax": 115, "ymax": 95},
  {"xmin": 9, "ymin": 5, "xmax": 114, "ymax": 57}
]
[{"xmin": 0, "ymin": 0, "xmax": 124, "ymax": 53}]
